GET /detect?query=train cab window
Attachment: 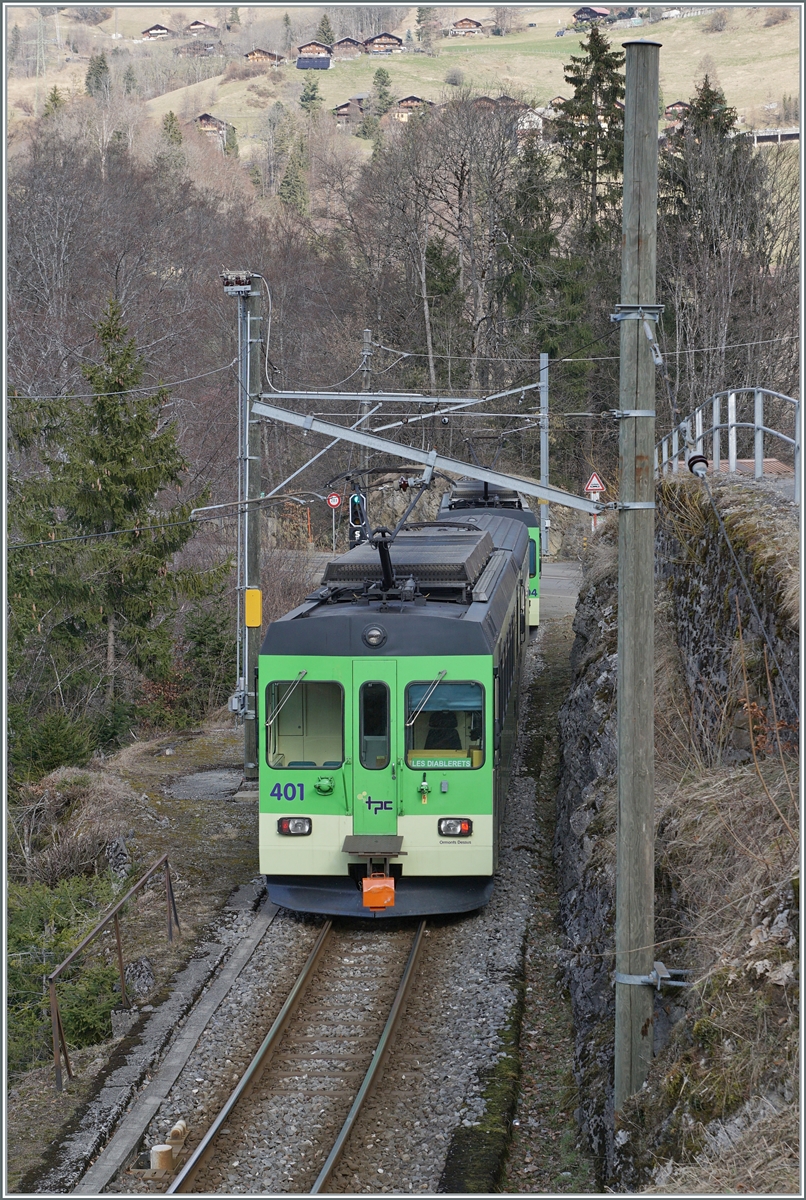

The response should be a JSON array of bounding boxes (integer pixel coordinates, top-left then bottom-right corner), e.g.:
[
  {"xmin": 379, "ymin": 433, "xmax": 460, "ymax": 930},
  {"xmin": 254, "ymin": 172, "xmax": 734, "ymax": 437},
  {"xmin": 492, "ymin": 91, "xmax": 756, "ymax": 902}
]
[
  {"xmin": 359, "ymin": 682, "xmax": 389, "ymax": 769},
  {"xmin": 266, "ymin": 680, "xmax": 343, "ymax": 768},
  {"xmin": 405, "ymin": 681, "xmax": 484, "ymax": 769},
  {"xmin": 528, "ymin": 538, "xmax": 537, "ymax": 578}
]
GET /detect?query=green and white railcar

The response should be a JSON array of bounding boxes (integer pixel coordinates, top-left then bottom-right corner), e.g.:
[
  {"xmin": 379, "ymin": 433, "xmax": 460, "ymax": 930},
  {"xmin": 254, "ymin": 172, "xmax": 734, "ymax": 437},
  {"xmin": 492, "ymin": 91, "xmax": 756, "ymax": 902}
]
[
  {"xmin": 258, "ymin": 514, "xmax": 530, "ymax": 918},
  {"xmin": 439, "ymin": 479, "xmax": 541, "ymax": 626}
]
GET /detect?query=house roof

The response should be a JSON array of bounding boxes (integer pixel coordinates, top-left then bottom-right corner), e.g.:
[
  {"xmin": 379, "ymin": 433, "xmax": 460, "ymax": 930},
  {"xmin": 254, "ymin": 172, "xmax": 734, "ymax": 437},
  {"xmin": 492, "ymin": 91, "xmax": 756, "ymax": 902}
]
[
  {"xmin": 333, "ymin": 37, "xmax": 362, "ymax": 46},
  {"xmin": 364, "ymin": 32, "xmax": 403, "ymax": 44},
  {"xmin": 143, "ymin": 24, "xmax": 172, "ymax": 34},
  {"xmin": 186, "ymin": 20, "xmax": 217, "ymax": 31},
  {"xmin": 573, "ymin": 6, "xmax": 611, "ymax": 17},
  {"xmin": 453, "ymin": 17, "xmax": 482, "ymax": 26},
  {"xmin": 297, "ymin": 40, "xmax": 331, "ymax": 52},
  {"xmin": 196, "ymin": 113, "xmax": 233, "ymax": 130}
]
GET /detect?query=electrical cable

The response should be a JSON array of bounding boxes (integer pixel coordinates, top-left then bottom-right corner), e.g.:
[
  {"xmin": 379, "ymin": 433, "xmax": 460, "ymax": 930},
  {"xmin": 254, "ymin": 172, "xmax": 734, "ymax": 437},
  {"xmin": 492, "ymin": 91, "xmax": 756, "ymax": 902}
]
[
  {"xmin": 9, "ymin": 516, "xmax": 215, "ymax": 551},
  {"xmin": 9, "ymin": 360, "xmax": 238, "ymax": 402},
  {"xmin": 369, "ymin": 332, "xmax": 796, "ymax": 366},
  {"xmin": 252, "ymin": 272, "xmax": 366, "ymax": 393}
]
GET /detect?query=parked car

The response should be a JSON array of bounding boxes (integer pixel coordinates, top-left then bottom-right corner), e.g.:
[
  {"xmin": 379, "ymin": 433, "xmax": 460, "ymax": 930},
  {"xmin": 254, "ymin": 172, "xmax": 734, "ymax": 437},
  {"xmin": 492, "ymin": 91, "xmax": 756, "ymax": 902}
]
[{"xmin": 555, "ymin": 29, "xmax": 565, "ymax": 37}]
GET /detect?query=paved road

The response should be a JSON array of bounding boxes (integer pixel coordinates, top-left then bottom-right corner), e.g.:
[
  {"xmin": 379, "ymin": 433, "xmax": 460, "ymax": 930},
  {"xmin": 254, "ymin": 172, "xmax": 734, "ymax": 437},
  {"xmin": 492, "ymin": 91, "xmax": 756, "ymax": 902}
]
[{"xmin": 537, "ymin": 559, "xmax": 583, "ymax": 622}]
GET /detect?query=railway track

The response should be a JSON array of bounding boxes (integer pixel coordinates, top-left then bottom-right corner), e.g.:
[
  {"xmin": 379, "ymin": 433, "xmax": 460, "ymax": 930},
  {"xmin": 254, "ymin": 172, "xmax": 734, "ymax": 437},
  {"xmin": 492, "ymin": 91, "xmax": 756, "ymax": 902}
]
[{"xmin": 166, "ymin": 919, "xmax": 426, "ymax": 1195}]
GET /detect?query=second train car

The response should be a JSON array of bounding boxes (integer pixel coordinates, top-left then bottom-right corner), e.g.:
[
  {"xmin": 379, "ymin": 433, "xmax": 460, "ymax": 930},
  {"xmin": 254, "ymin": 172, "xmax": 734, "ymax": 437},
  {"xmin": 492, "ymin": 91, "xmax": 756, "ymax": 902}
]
[
  {"xmin": 438, "ymin": 478, "xmax": 541, "ymax": 626},
  {"xmin": 258, "ymin": 513, "xmax": 530, "ymax": 917}
]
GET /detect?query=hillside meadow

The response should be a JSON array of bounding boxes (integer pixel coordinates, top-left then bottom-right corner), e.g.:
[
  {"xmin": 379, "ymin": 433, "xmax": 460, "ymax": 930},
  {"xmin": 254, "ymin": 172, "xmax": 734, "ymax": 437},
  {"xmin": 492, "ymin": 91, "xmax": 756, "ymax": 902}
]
[{"xmin": 6, "ymin": 4, "xmax": 801, "ymax": 142}]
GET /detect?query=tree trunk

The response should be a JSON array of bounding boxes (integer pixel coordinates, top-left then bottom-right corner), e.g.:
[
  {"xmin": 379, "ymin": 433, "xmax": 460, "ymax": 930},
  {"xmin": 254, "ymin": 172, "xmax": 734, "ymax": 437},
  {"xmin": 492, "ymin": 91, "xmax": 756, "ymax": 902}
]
[
  {"xmin": 106, "ymin": 612, "xmax": 115, "ymax": 703},
  {"xmin": 420, "ymin": 213, "xmax": 437, "ymax": 393}
]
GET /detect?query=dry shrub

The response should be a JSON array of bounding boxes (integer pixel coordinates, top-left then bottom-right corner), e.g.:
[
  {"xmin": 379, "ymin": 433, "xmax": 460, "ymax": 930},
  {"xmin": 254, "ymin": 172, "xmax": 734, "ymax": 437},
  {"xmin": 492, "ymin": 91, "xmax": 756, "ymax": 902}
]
[
  {"xmin": 222, "ymin": 57, "xmax": 272, "ymax": 83},
  {"xmin": 7, "ymin": 768, "xmax": 140, "ymax": 886},
  {"xmin": 261, "ymin": 548, "xmax": 321, "ymax": 622},
  {"xmin": 763, "ymin": 7, "xmax": 792, "ymax": 27},
  {"xmin": 635, "ymin": 757, "xmax": 800, "ymax": 1187}
]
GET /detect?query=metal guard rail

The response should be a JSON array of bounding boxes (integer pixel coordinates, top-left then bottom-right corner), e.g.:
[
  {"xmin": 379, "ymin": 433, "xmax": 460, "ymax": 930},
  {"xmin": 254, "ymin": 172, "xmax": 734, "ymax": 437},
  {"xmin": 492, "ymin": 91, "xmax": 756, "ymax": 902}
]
[
  {"xmin": 655, "ymin": 388, "xmax": 799, "ymax": 503},
  {"xmin": 47, "ymin": 853, "xmax": 180, "ymax": 1090}
]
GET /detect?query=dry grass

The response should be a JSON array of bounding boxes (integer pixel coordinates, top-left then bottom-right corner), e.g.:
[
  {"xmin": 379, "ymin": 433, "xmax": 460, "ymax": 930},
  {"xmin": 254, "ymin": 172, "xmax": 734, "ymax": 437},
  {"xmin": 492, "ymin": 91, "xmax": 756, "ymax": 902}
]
[
  {"xmin": 6, "ymin": 768, "xmax": 145, "ymax": 887},
  {"xmin": 643, "ymin": 1097, "xmax": 799, "ymax": 1194}
]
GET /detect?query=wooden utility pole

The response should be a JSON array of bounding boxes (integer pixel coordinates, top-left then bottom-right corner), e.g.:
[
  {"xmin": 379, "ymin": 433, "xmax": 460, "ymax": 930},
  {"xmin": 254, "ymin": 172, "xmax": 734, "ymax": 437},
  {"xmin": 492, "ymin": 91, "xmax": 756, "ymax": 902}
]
[{"xmin": 614, "ymin": 39, "xmax": 661, "ymax": 1113}]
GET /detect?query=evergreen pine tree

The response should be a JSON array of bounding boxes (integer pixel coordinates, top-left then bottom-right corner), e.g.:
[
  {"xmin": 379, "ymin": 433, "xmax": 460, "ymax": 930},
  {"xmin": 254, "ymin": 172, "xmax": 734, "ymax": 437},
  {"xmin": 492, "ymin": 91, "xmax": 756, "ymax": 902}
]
[
  {"xmin": 315, "ymin": 13, "xmax": 335, "ymax": 46},
  {"xmin": 372, "ymin": 67, "xmax": 395, "ymax": 116},
  {"xmin": 356, "ymin": 112, "xmax": 380, "ymax": 140},
  {"xmin": 282, "ymin": 11, "xmax": 293, "ymax": 50},
  {"xmin": 224, "ymin": 124, "xmax": 239, "ymax": 157},
  {"xmin": 123, "ymin": 64, "xmax": 137, "ymax": 95},
  {"xmin": 553, "ymin": 26, "xmax": 625, "ymax": 228},
  {"xmin": 161, "ymin": 111, "xmax": 183, "ymax": 146},
  {"xmin": 7, "ymin": 301, "xmax": 226, "ymax": 730},
  {"xmin": 85, "ymin": 52, "xmax": 111, "ymax": 99},
  {"xmin": 9, "ymin": 23, "xmax": 21, "ymax": 61},
  {"xmin": 278, "ymin": 140, "xmax": 308, "ymax": 213},
  {"xmin": 299, "ymin": 72, "xmax": 322, "ymax": 114},
  {"xmin": 42, "ymin": 86, "xmax": 65, "ymax": 117},
  {"xmin": 228, "ymin": 7, "xmax": 241, "ymax": 27}
]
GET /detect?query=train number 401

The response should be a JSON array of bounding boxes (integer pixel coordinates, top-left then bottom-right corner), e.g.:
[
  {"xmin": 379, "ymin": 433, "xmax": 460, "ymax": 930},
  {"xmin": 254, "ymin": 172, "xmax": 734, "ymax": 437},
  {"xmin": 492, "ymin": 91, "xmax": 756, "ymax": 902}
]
[{"xmin": 270, "ymin": 782, "xmax": 305, "ymax": 801}]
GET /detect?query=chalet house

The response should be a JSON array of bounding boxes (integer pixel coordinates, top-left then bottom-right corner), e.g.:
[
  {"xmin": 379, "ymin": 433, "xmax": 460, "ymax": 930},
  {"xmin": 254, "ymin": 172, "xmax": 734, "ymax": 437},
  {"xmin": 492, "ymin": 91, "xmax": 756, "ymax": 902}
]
[
  {"xmin": 332, "ymin": 37, "xmax": 364, "ymax": 58},
  {"xmin": 390, "ymin": 95, "xmax": 434, "ymax": 122},
  {"xmin": 334, "ymin": 95, "xmax": 368, "ymax": 126},
  {"xmin": 665, "ymin": 100, "xmax": 690, "ymax": 120},
  {"xmin": 245, "ymin": 47, "xmax": 285, "ymax": 64},
  {"xmin": 363, "ymin": 32, "xmax": 404, "ymax": 54},
  {"xmin": 450, "ymin": 17, "xmax": 484, "ymax": 36},
  {"xmin": 142, "ymin": 24, "xmax": 173, "ymax": 39},
  {"xmin": 297, "ymin": 55, "xmax": 332, "ymax": 70},
  {"xmin": 548, "ymin": 95, "xmax": 568, "ymax": 110},
  {"xmin": 297, "ymin": 40, "xmax": 332, "ymax": 57},
  {"xmin": 175, "ymin": 40, "xmax": 221, "ymax": 57},
  {"xmin": 572, "ymin": 7, "xmax": 611, "ymax": 22},
  {"xmin": 186, "ymin": 19, "xmax": 218, "ymax": 36},
  {"xmin": 195, "ymin": 113, "xmax": 234, "ymax": 140}
]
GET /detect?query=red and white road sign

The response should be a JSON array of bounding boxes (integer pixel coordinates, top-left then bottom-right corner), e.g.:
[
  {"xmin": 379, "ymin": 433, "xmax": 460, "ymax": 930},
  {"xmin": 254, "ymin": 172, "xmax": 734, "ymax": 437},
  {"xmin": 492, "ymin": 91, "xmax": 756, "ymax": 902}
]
[
  {"xmin": 326, "ymin": 492, "xmax": 342, "ymax": 509},
  {"xmin": 584, "ymin": 472, "xmax": 605, "ymax": 493}
]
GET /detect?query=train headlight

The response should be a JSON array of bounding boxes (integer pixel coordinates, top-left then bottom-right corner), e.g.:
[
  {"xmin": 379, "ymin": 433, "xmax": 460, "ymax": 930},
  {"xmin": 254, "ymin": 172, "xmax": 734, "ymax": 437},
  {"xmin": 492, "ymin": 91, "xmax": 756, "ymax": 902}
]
[
  {"xmin": 438, "ymin": 818, "xmax": 473, "ymax": 837},
  {"xmin": 277, "ymin": 817, "xmax": 312, "ymax": 836},
  {"xmin": 362, "ymin": 624, "xmax": 387, "ymax": 649}
]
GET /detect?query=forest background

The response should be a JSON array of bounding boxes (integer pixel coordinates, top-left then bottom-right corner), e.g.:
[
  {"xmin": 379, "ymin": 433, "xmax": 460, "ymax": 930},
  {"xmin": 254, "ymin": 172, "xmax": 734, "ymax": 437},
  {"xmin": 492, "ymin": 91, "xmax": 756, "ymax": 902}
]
[{"xmin": 6, "ymin": 3, "xmax": 800, "ymax": 776}]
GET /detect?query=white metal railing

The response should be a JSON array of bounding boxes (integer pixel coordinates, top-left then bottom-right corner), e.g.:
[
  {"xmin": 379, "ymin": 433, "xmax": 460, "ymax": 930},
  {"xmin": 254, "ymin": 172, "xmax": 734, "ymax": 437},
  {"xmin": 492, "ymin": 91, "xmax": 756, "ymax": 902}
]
[{"xmin": 655, "ymin": 388, "xmax": 800, "ymax": 503}]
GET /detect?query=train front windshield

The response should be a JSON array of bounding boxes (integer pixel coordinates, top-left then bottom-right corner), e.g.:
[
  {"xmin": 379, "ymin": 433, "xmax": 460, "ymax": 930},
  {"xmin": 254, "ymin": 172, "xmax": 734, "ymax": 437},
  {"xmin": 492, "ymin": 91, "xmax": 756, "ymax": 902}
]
[
  {"xmin": 405, "ymin": 681, "xmax": 485, "ymax": 769},
  {"xmin": 266, "ymin": 680, "xmax": 344, "ymax": 768}
]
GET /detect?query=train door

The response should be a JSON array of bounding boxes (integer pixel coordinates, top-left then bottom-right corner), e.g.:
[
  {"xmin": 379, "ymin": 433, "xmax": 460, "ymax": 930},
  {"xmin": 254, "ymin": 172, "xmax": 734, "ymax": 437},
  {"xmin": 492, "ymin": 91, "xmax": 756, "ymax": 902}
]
[{"xmin": 351, "ymin": 662, "xmax": 398, "ymax": 836}]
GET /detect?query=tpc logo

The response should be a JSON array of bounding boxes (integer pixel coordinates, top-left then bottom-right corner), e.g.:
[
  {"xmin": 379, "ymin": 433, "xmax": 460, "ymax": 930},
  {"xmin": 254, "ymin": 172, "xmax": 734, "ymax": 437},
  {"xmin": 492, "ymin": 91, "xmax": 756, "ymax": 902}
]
[{"xmin": 365, "ymin": 796, "xmax": 393, "ymax": 815}]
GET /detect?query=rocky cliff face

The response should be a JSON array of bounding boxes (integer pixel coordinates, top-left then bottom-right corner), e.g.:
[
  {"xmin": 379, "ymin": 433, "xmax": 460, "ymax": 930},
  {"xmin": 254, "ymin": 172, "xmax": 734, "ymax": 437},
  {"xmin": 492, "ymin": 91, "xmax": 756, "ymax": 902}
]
[{"xmin": 554, "ymin": 480, "xmax": 799, "ymax": 1187}]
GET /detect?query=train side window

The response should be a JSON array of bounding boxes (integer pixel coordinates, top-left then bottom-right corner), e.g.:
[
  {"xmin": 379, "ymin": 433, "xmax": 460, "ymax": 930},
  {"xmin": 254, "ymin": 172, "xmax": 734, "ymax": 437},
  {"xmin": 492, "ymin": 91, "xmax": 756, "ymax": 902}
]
[
  {"xmin": 405, "ymin": 681, "xmax": 484, "ymax": 769},
  {"xmin": 528, "ymin": 538, "xmax": 537, "ymax": 578},
  {"xmin": 266, "ymin": 680, "xmax": 343, "ymax": 768},
  {"xmin": 359, "ymin": 682, "xmax": 389, "ymax": 769}
]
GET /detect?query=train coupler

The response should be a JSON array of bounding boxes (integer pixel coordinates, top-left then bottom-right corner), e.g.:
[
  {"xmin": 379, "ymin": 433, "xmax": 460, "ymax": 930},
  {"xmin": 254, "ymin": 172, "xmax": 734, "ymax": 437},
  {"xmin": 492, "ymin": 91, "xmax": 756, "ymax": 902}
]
[{"xmin": 362, "ymin": 872, "xmax": 395, "ymax": 910}]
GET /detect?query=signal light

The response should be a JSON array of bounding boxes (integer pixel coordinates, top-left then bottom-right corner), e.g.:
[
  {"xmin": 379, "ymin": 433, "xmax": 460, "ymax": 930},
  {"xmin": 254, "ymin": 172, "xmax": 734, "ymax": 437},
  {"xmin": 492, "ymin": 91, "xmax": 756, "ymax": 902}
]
[
  {"xmin": 438, "ymin": 818, "xmax": 473, "ymax": 837},
  {"xmin": 277, "ymin": 817, "xmax": 312, "ymax": 836},
  {"xmin": 349, "ymin": 493, "xmax": 365, "ymax": 527}
]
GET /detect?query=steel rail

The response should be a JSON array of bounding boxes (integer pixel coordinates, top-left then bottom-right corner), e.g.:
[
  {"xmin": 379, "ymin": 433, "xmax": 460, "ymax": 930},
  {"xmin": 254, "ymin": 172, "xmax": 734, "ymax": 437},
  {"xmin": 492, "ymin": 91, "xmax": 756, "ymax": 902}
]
[
  {"xmin": 310, "ymin": 920, "xmax": 427, "ymax": 1195},
  {"xmin": 166, "ymin": 920, "xmax": 333, "ymax": 1194}
]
